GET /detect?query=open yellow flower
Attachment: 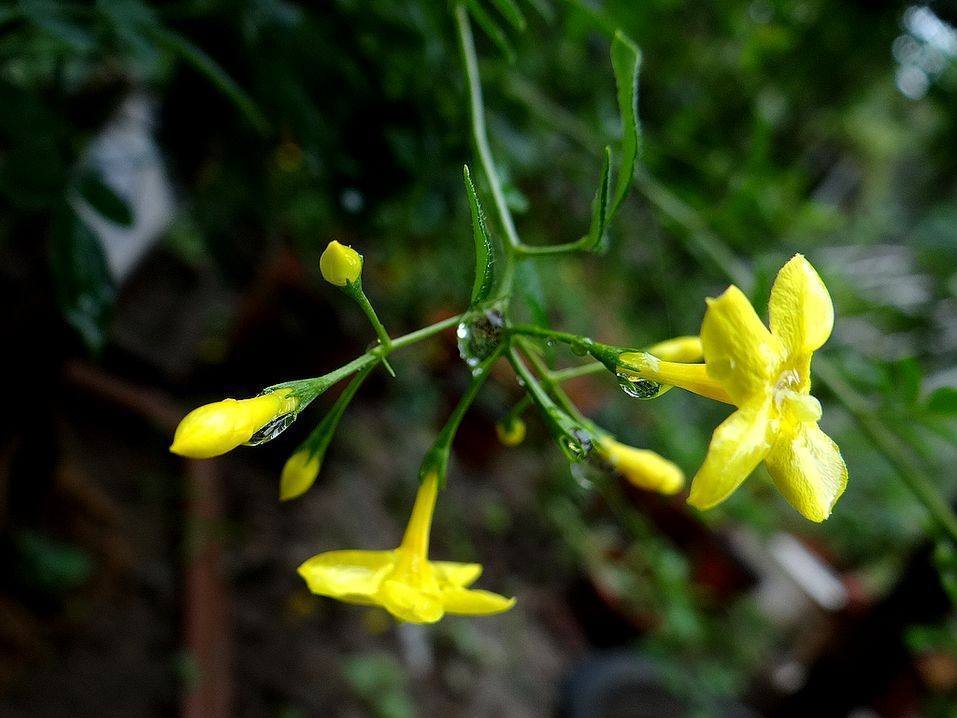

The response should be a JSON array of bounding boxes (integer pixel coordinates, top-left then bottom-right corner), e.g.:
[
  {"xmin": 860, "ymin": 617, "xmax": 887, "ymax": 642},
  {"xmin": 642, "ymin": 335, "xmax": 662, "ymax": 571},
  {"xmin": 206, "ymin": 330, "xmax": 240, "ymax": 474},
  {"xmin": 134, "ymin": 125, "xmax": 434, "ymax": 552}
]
[
  {"xmin": 619, "ymin": 255, "xmax": 847, "ymax": 521},
  {"xmin": 298, "ymin": 472, "xmax": 515, "ymax": 623},
  {"xmin": 597, "ymin": 436, "xmax": 684, "ymax": 495},
  {"xmin": 170, "ymin": 388, "xmax": 298, "ymax": 459}
]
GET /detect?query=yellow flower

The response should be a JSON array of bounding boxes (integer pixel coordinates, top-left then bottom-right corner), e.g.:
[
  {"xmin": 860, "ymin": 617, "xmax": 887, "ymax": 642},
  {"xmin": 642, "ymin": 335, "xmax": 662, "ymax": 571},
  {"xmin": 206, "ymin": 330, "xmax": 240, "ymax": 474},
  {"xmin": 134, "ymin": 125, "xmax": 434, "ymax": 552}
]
[
  {"xmin": 496, "ymin": 417, "xmax": 526, "ymax": 446},
  {"xmin": 646, "ymin": 335, "xmax": 703, "ymax": 363},
  {"xmin": 598, "ymin": 436, "xmax": 684, "ymax": 495},
  {"xmin": 298, "ymin": 472, "xmax": 515, "ymax": 623},
  {"xmin": 280, "ymin": 449, "xmax": 321, "ymax": 501},
  {"xmin": 170, "ymin": 389, "xmax": 298, "ymax": 459},
  {"xmin": 620, "ymin": 255, "xmax": 847, "ymax": 521},
  {"xmin": 319, "ymin": 240, "xmax": 363, "ymax": 286}
]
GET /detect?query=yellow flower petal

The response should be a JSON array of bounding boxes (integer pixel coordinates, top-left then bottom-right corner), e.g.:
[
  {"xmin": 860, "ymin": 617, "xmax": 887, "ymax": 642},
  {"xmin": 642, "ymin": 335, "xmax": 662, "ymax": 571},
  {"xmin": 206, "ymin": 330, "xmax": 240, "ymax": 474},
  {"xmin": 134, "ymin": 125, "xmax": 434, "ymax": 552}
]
[
  {"xmin": 688, "ymin": 402, "xmax": 773, "ymax": 510},
  {"xmin": 618, "ymin": 353, "xmax": 733, "ymax": 404},
  {"xmin": 599, "ymin": 437, "xmax": 684, "ymax": 494},
  {"xmin": 378, "ymin": 579, "xmax": 445, "ymax": 623},
  {"xmin": 170, "ymin": 389, "xmax": 298, "ymax": 459},
  {"xmin": 433, "ymin": 561, "xmax": 483, "ymax": 588},
  {"xmin": 280, "ymin": 449, "xmax": 321, "ymax": 501},
  {"xmin": 701, "ymin": 286, "xmax": 784, "ymax": 404},
  {"xmin": 646, "ymin": 336, "xmax": 703, "ymax": 363},
  {"xmin": 297, "ymin": 549, "xmax": 394, "ymax": 603},
  {"xmin": 768, "ymin": 254, "xmax": 834, "ymax": 357},
  {"xmin": 765, "ymin": 423, "xmax": 847, "ymax": 522},
  {"xmin": 441, "ymin": 588, "xmax": 516, "ymax": 616}
]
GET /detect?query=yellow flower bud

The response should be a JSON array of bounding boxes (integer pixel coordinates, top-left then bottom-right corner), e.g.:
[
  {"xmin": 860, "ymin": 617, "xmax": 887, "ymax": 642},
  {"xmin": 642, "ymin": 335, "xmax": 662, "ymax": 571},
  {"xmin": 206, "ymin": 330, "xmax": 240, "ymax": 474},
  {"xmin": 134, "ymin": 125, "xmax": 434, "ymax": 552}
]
[
  {"xmin": 598, "ymin": 437, "xmax": 684, "ymax": 495},
  {"xmin": 496, "ymin": 417, "xmax": 526, "ymax": 447},
  {"xmin": 170, "ymin": 389, "xmax": 298, "ymax": 459},
  {"xmin": 280, "ymin": 449, "xmax": 321, "ymax": 501},
  {"xmin": 646, "ymin": 335, "xmax": 703, "ymax": 363},
  {"xmin": 319, "ymin": 240, "xmax": 363, "ymax": 286}
]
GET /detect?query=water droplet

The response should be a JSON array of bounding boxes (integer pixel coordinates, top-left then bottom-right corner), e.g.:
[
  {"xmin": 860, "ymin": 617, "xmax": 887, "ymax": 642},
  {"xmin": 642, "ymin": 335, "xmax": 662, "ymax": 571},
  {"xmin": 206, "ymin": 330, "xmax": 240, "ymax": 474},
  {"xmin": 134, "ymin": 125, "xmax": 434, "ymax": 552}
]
[
  {"xmin": 570, "ymin": 343, "xmax": 588, "ymax": 357},
  {"xmin": 615, "ymin": 369, "xmax": 668, "ymax": 399},
  {"xmin": 545, "ymin": 339, "xmax": 555, "ymax": 348},
  {"xmin": 244, "ymin": 412, "xmax": 298, "ymax": 446},
  {"xmin": 457, "ymin": 307, "xmax": 505, "ymax": 374},
  {"xmin": 561, "ymin": 428, "xmax": 593, "ymax": 461}
]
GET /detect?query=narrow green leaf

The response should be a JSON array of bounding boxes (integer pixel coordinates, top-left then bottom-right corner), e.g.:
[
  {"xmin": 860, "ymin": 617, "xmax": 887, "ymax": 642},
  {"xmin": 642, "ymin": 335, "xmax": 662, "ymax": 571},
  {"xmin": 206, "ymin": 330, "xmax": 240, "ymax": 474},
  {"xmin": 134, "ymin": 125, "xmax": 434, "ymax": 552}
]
[
  {"xmin": 51, "ymin": 203, "xmax": 115, "ymax": 353},
  {"xmin": 580, "ymin": 145, "xmax": 612, "ymax": 251},
  {"xmin": 463, "ymin": 165, "xmax": 495, "ymax": 305},
  {"xmin": 75, "ymin": 171, "xmax": 135, "ymax": 227},
  {"xmin": 466, "ymin": 0, "xmax": 515, "ymax": 63},
  {"xmin": 609, "ymin": 30, "xmax": 641, "ymax": 215},
  {"xmin": 927, "ymin": 387, "xmax": 957, "ymax": 416},
  {"xmin": 490, "ymin": 0, "xmax": 526, "ymax": 31}
]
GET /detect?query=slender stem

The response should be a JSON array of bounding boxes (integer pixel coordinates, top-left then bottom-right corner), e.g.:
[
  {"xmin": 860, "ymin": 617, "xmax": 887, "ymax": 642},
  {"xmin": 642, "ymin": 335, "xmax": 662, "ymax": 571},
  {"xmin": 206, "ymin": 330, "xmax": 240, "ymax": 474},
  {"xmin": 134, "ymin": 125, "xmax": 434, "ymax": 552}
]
[
  {"xmin": 349, "ymin": 283, "xmax": 396, "ymax": 376},
  {"xmin": 455, "ymin": 4, "xmax": 521, "ymax": 252},
  {"xmin": 507, "ymin": 324, "xmax": 592, "ymax": 351},
  {"xmin": 815, "ymin": 358, "xmax": 957, "ymax": 544},
  {"xmin": 517, "ymin": 339, "xmax": 588, "ymax": 424},
  {"xmin": 391, "ymin": 314, "xmax": 462, "ymax": 349},
  {"xmin": 514, "ymin": 238, "xmax": 590, "ymax": 257}
]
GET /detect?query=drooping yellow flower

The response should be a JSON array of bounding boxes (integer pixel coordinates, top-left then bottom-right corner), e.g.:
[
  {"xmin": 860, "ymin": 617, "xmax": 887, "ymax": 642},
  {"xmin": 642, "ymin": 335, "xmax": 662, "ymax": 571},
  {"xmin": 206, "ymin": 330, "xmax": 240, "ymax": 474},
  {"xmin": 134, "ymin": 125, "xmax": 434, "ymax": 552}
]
[
  {"xmin": 280, "ymin": 449, "xmax": 321, "ymax": 501},
  {"xmin": 598, "ymin": 436, "xmax": 684, "ymax": 495},
  {"xmin": 619, "ymin": 255, "xmax": 847, "ymax": 521},
  {"xmin": 170, "ymin": 389, "xmax": 298, "ymax": 459},
  {"xmin": 298, "ymin": 472, "xmax": 515, "ymax": 623},
  {"xmin": 319, "ymin": 240, "xmax": 363, "ymax": 286},
  {"xmin": 496, "ymin": 417, "xmax": 527, "ymax": 446}
]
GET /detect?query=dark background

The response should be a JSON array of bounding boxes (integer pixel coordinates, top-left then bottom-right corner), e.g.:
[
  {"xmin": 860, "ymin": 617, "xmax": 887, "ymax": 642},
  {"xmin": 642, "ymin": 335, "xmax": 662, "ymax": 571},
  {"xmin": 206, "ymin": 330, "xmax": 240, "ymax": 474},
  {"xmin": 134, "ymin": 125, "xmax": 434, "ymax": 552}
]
[{"xmin": 1, "ymin": 1, "xmax": 956, "ymax": 716}]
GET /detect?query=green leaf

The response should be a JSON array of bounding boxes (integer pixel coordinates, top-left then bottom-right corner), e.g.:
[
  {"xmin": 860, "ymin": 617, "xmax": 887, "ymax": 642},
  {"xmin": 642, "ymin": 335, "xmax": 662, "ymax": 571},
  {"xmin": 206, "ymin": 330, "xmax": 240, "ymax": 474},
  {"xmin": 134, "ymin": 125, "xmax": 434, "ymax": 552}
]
[
  {"xmin": 463, "ymin": 165, "xmax": 495, "ymax": 306},
  {"xmin": 466, "ymin": 0, "xmax": 515, "ymax": 63},
  {"xmin": 51, "ymin": 203, "xmax": 115, "ymax": 353},
  {"xmin": 490, "ymin": 0, "xmax": 526, "ymax": 31},
  {"xmin": 927, "ymin": 387, "xmax": 957, "ymax": 416},
  {"xmin": 75, "ymin": 170, "xmax": 135, "ymax": 227},
  {"xmin": 609, "ymin": 30, "xmax": 641, "ymax": 216},
  {"xmin": 580, "ymin": 145, "xmax": 612, "ymax": 251},
  {"xmin": 934, "ymin": 538, "xmax": 957, "ymax": 607}
]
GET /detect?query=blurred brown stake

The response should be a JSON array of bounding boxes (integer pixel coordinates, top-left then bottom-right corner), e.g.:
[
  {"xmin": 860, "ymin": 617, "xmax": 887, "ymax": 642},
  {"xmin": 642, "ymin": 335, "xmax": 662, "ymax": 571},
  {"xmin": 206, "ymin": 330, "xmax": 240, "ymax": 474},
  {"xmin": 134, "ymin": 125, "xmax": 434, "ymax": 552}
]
[{"xmin": 64, "ymin": 362, "xmax": 233, "ymax": 718}]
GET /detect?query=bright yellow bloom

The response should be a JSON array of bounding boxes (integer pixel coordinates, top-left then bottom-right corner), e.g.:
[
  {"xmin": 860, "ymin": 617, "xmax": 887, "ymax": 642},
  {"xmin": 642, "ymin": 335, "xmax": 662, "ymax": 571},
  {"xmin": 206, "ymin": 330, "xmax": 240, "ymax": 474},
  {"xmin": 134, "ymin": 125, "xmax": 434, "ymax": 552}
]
[
  {"xmin": 298, "ymin": 472, "xmax": 515, "ymax": 623},
  {"xmin": 170, "ymin": 389, "xmax": 298, "ymax": 459},
  {"xmin": 598, "ymin": 436, "xmax": 684, "ymax": 495},
  {"xmin": 319, "ymin": 240, "xmax": 363, "ymax": 286},
  {"xmin": 496, "ymin": 417, "xmax": 526, "ymax": 446},
  {"xmin": 280, "ymin": 449, "xmax": 321, "ymax": 501},
  {"xmin": 620, "ymin": 255, "xmax": 847, "ymax": 521},
  {"xmin": 646, "ymin": 335, "xmax": 703, "ymax": 363}
]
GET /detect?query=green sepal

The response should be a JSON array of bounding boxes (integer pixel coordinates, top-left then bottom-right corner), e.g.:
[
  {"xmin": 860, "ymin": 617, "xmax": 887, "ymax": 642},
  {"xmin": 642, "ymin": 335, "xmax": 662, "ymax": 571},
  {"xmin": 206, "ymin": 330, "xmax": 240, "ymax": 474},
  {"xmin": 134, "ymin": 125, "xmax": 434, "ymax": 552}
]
[
  {"xmin": 609, "ymin": 30, "xmax": 641, "ymax": 216},
  {"xmin": 418, "ymin": 444, "xmax": 451, "ymax": 490},
  {"xmin": 464, "ymin": 165, "xmax": 496, "ymax": 306}
]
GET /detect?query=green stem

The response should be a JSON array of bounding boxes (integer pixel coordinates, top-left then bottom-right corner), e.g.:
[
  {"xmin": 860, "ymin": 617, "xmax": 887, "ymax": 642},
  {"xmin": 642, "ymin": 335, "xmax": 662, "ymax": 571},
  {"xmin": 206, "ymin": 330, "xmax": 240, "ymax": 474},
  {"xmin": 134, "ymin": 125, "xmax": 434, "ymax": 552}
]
[
  {"xmin": 422, "ymin": 343, "xmax": 506, "ymax": 485},
  {"xmin": 517, "ymin": 338, "xmax": 589, "ymax": 424},
  {"xmin": 815, "ymin": 358, "xmax": 957, "ymax": 544},
  {"xmin": 455, "ymin": 4, "xmax": 521, "ymax": 253},
  {"xmin": 507, "ymin": 324, "xmax": 621, "ymax": 368},
  {"xmin": 550, "ymin": 362, "xmax": 606, "ymax": 383},
  {"xmin": 348, "ymin": 282, "xmax": 396, "ymax": 376}
]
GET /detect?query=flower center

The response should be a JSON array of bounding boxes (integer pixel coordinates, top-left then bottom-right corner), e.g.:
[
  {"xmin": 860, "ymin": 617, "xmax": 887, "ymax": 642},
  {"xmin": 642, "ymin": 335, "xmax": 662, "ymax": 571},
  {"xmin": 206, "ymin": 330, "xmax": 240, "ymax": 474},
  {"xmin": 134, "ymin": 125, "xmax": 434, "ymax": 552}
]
[{"xmin": 773, "ymin": 369, "xmax": 821, "ymax": 423}]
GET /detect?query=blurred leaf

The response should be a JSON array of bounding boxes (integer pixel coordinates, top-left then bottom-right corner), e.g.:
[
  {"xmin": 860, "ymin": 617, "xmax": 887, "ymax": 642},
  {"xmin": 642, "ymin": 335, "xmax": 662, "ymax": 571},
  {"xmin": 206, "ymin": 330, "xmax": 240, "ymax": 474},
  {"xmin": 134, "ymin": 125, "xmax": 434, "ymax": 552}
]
[
  {"xmin": 19, "ymin": 0, "xmax": 95, "ymax": 51},
  {"xmin": 51, "ymin": 202, "xmax": 115, "ymax": 352},
  {"xmin": 927, "ymin": 387, "xmax": 957, "ymax": 416},
  {"xmin": 609, "ymin": 30, "xmax": 641, "ymax": 215},
  {"xmin": 933, "ymin": 538, "xmax": 957, "ymax": 607},
  {"xmin": 888, "ymin": 357, "xmax": 922, "ymax": 406},
  {"xmin": 149, "ymin": 25, "xmax": 270, "ymax": 134},
  {"xmin": 465, "ymin": 0, "xmax": 515, "ymax": 63},
  {"xmin": 15, "ymin": 530, "xmax": 93, "ymax": 593},
  {"xmin": 463, "ymin": 165, "xmax": 495, "ymax": 306},
  {"xmin": 514, "ymin": 258, "xmax": 548, "ymax": 327},
  {"xmin": 490, "ymin": 0, "xmax": 526, "ymax": 31},
  {"xmin": 74, "ymin": 170, "xmax": 134, "ymax": 227}
]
